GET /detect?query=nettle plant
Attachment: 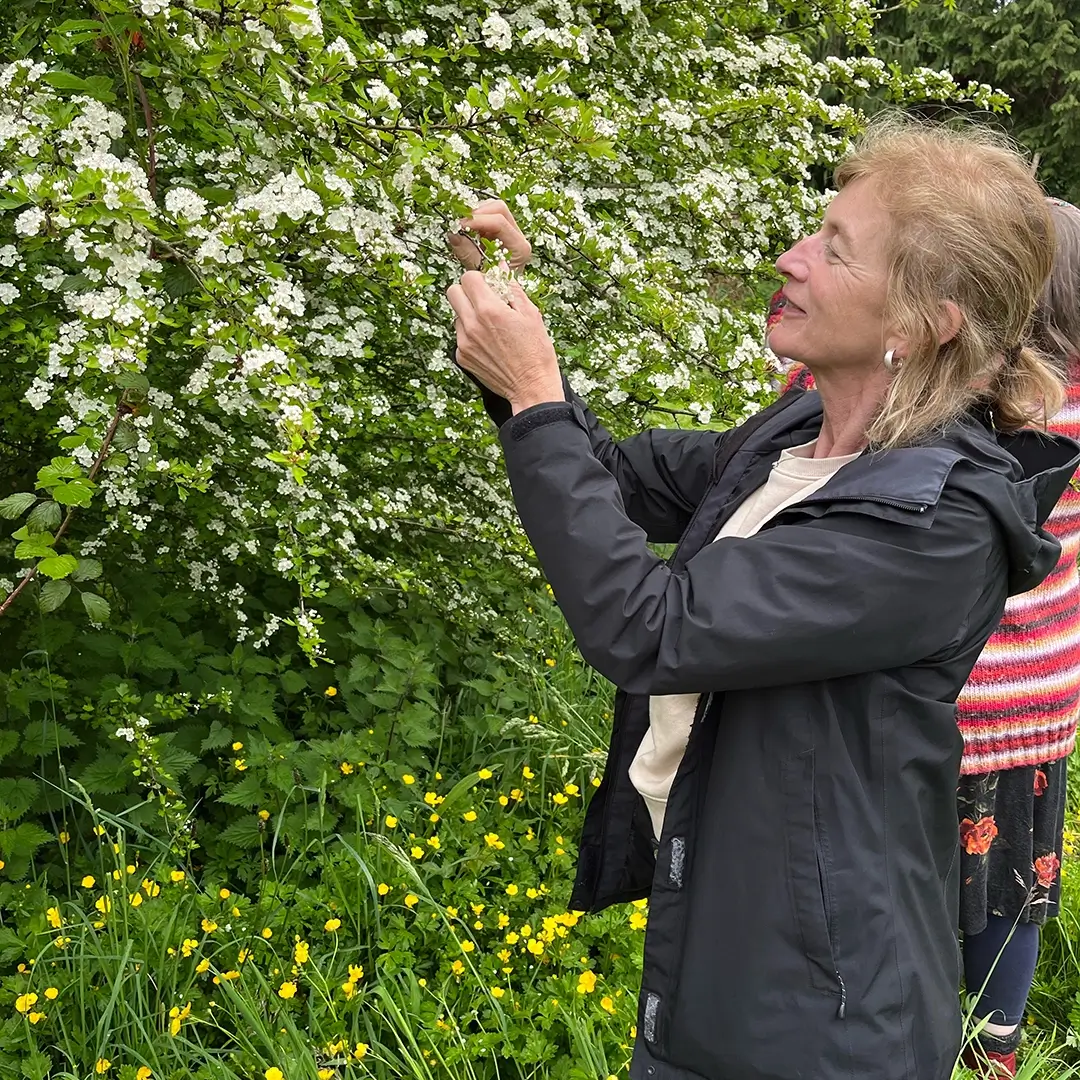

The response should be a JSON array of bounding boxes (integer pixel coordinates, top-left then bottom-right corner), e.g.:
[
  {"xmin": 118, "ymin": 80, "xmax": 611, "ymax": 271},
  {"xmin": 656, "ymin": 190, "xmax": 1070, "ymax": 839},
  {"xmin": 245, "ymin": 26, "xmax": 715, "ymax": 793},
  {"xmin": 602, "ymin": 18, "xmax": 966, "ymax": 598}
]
[{"xmin": 0, "ymin": 0, "xmax": 1005, "ymax": 659}]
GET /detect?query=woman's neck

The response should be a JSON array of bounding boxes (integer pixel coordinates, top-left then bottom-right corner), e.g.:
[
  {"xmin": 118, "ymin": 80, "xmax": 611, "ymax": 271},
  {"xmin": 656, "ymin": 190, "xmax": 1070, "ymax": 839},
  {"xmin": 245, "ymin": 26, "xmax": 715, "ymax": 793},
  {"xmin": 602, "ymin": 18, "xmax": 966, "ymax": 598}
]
[{"xmin": 810, "ymin": 366, "xmax": 892, "ymax": 458}]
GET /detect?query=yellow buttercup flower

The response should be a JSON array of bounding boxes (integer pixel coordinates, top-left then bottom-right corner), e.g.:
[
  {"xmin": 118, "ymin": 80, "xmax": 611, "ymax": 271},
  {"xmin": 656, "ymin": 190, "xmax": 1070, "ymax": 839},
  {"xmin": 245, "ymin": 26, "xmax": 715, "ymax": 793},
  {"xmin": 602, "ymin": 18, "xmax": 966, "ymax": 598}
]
[
  {"xmin": 201, "ymin": 918, "xmax": 218, "ymax": 933},
  {"xmin": 232, "ymin": 741, "xmax": 244, "ymax": 751},
  {"xmin": 505, "ymin": 884, "xmax": 518, "ymax": 896},
  {"xmin": 410, "ymin": 846, "xmax": 424, "ymax": 860},
  {"xmin": 137, "ymin": 1069, "xmax": 153, "ymax": 1080},
  {"xmin": 478, "ymin": 768, "xmax": 493, "ymax": 780},
  {"xmin": 81, "ymin": 875, "xmax": 96, "ymax": 888},
  {"xmin": 233, "ymin": 758, "xmax": 246, "ymax": 771},
  {"xmin": 463, "ymin": 810, "xmax": 477, "ymax": 821},
  {"xmin": 293, "ymin": 940, "xmax": 310, "ymax": 965},
  {"xmin": 577, "ymin": 971, "xmax": 598, "ymax": 994},
  {"xmin": 265, "ymin": 1070, "xmax": 285, "ymax": 1080},
  {"xmin": 404, "ymin": 893, "xmax": 419, "ymax": 908},
  {"xmin": 490, "ymin": 986, "xmax": 505, "ymax": 998},
  {"xmin": 324, "ymin": 686, "xmax": 338, "ymax": 697},
  {"xmin": 459, "ymin": 940, "xmax": 475, "ymax": 953},
  {"xmin": 47, "ymin": 906, "xmax": 62, "ymax": 928},
  {"xmin": 377, "ymin": 882, "xmax": 390, "ymax": 896},
  {"xmin": 44, "ymin": 987, "xmax": 59, "ymax": 1001},
  {"xmin": 278, "ymin": 981, "xmax": 297, "ymax": 999},
  {"xmin": 324, "ymin": 917, "xmax": 341, "ymax": 931},
  {"xmin": 130, "ymin": 892, "xmax": 144, "ymax": 908},
  {"xmin": 170, "ymin": 870, "xmax": 185, "ymax": 883},
  {"xmin": 95, "ymin": 1061, "xmax": 111, "ymax": 1075},
  {"xmin": 195, "ymin": 958, "xmax": 210, "ymax": 974},
  {"xmin": 402, "ymin": 773, "xmax": 415, "ymax": 785},
  {"xmin": 340, "ymin": 762, "xmax": 354, "ymax": 775},
  {"xmin": 15, "ymin": 993, "xmax": 38, "ymax": 1013},
  {"xmin": 261, "ymin": 927, "xmax": 273, "ymax": 938},
  {"xmin": 219, "ymin": 888, "xmax": 231, "ymax": 899},
  {"xmin": 601, "ymin": 996, "xmax": 616, "ymax": 1014},
  {"xmin": 258, "ymin": 809, "xmax": 270, "ymax": 821},
  {"xmin": 95, "ymin": 896, "xmax": 112, "ymax": 915},
  {"xmin": 384, "ymin": 815, "xmax": 398, "ymax": 829}
]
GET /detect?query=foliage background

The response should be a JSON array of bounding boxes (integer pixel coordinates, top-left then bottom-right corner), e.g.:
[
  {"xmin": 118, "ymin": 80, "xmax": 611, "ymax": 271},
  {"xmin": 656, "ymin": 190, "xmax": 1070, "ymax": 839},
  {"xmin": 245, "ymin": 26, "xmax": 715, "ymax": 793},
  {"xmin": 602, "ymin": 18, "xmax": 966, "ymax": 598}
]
[{"xmin": 0, "ymin": 1, "xmax": 1073, "ymax": 1079}]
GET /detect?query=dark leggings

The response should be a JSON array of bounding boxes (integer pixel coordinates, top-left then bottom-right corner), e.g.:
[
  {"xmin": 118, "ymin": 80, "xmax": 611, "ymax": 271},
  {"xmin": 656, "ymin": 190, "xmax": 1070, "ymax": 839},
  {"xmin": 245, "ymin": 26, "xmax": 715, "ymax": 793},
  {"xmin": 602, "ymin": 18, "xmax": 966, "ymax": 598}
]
[{"xmin": 963, "ymin": 914, "xmax": 1041, "ymax": 1026}]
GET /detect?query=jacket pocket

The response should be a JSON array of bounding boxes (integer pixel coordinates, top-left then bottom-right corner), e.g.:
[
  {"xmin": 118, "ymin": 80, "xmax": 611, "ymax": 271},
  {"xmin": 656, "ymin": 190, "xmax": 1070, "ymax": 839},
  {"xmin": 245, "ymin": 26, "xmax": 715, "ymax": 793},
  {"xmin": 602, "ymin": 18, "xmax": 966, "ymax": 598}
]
[{"xmin": 781, "ymin": 749, "xmax": 845, "ymax": 1006}]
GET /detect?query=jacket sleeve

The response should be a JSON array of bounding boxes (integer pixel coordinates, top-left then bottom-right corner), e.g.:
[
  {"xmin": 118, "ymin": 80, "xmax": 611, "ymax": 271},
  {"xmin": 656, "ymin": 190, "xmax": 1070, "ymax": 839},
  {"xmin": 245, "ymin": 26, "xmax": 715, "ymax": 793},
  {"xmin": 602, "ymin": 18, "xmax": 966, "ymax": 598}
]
[
  {"xmin": 499, "ymin": 403, "xmax": 1000, "ymax": 696},
  {"xmin": 469, "ymin": 366, "xmax": 724, "ymax": 544}
]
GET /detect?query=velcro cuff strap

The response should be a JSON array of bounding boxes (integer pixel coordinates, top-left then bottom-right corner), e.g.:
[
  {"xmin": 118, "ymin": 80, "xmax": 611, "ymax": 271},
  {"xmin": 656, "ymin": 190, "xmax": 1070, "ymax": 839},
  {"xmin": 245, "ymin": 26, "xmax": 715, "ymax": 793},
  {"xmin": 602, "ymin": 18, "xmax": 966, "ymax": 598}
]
[{"xmin": 505, "ymin": 403, "xmax": 575, "ymax": 441}]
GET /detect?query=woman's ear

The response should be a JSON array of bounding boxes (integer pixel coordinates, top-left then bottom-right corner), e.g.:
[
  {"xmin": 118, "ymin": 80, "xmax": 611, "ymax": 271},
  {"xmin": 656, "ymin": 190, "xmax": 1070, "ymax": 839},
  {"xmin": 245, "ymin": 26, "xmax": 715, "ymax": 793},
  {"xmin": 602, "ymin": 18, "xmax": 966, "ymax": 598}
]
[{"xmin": 937, "ymin": 300, "xmax": 963, "ymax": 347}]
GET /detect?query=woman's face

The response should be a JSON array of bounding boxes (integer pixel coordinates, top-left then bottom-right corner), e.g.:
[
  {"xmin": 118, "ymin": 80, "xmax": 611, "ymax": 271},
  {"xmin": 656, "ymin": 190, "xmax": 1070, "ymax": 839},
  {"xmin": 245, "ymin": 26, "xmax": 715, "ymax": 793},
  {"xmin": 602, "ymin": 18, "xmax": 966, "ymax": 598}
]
[{"xmin": 769, "ymin": 177, "xmax": 898, "ymax": 372}]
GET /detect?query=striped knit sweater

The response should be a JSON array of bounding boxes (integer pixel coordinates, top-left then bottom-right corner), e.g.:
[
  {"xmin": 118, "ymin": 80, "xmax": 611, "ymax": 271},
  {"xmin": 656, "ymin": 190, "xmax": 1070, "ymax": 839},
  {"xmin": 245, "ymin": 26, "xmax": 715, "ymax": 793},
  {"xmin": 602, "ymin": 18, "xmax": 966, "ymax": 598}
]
[{"xmin": 782, "ymin": 363, "xmax": 1080, "ymax": 775}]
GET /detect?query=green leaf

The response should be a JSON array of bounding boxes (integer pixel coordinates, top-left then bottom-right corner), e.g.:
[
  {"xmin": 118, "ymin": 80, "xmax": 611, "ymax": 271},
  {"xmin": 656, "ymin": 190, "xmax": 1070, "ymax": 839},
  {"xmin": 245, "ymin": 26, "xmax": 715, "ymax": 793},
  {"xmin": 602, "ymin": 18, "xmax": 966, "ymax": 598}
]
[
  {"xmin": 52, "ymin": 479, "xmax": 94, "ymax": 508},
  {"xmin": 217, "ymin": 817, "xmax": 263, "ymax": 849},
  {"xmin": 0, "ymin": 493, "xmax": 35, "ymax": 519},
  {"xmin": 27, "ymin": 500, "xmax": 62, "ymax": 533},
  {"xmin": 77, "ymin": 755, "xmax": 129, "ymax": 795},
  {"xmin": 13, "ymin": 540, "xmax": 55, "ymax": 561},
  {"xmin": 0, "ymin": 732, "xmax": 17, "ymax": 762},
  {"xmin": 219, "ymin": 775, "xmax": 265, "ymax": 807},
  {"xmin": 36, "ymin": 456, "xmax": 81, "ymax": 489},
  {"xmin": 81, "ymin": 591, "xmax": 111, "ymax": 623},
  {"xmin": 0, "ymin": 821, "xmax": 53, "ymax": 858},
  {"xmin": 72, "ymin": 558, "xmax": 103, "ymax": 582},
  {"xmin": 38, "ymin": 580, "xmax": 71, "ymax": 613},
  {"xmin": 116, "ymin": 371, "xmax": 150, "ymax": 394},
  {"xmin": 201, "ymin": 721, "xmax": 234, "ymax": 751},
  {"xmin": 20, "ymin": 720, "xmax": 81, "ymax": 757},
  {"xmin": 42, "ymin": 70, "xmax": 116, "ymax": 101},
  {"xmin": 0, "ymin": 778, "xmax": 40, "ymax": 822},
  {"xmin": 281, "ymin": 669, "xmax": 308, "ymax": 693},
  {"xmin": 38, "ymin": 554, "xmax": 78, "ymax": 580}
]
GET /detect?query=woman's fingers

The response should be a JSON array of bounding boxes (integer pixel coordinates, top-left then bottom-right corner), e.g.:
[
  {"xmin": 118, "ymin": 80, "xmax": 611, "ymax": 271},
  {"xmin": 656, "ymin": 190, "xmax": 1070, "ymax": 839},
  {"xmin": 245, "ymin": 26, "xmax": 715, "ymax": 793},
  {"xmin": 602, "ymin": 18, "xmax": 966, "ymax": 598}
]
[
  {"xmin": 458, "ymin": 201, "xmax": 532, "ymax": 268},
  {"xmin": 446, "ymin": 231, "xmax": 484, "ymax": 271},
  {"xmin": 445, "ymin": 280, "xmax": 475, "ymax": 325}
]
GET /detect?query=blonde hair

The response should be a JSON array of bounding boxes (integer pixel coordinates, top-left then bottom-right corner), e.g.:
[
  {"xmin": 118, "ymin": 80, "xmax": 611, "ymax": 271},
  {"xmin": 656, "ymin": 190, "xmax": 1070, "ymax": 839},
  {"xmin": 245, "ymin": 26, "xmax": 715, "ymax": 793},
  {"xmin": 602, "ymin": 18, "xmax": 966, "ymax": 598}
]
[{"xmin": 834, "ymin": 115, "xmax": 1065, "ymax": 448}]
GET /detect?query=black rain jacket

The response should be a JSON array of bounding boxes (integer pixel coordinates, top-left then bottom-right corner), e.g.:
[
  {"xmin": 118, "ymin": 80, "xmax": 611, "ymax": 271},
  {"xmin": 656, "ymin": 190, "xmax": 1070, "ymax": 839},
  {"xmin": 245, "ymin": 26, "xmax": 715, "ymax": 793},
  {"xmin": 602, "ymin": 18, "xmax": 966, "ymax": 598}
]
[{"xmin": 483, "ymin": 382, "xmax": 1080, "ymax": 1080}]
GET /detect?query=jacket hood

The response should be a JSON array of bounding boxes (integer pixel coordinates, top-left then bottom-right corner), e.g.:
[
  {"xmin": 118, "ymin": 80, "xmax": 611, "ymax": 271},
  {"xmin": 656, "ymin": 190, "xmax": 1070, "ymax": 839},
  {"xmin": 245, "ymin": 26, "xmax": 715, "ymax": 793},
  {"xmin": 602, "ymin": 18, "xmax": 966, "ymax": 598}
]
[{"xmin": 782, "ymin": 390, "xmax": 1080, "ymax": 597}]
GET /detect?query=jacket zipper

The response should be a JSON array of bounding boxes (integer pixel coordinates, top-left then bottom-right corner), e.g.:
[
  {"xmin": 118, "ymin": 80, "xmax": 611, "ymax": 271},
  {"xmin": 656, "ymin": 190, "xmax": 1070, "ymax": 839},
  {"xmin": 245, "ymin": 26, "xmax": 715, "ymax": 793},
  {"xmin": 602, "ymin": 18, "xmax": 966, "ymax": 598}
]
[{"xmin": 816, "ymin": 820, "xmax": 847, "ymax": 1019}]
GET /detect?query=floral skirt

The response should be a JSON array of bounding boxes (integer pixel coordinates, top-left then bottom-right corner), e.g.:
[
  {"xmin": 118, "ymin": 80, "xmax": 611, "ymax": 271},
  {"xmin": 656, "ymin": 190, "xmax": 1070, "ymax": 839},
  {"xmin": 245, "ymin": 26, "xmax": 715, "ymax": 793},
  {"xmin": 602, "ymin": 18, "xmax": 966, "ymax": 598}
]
[{"xmin": 957, "ymin": 758, "xmax": 1068, "ymax": 936}]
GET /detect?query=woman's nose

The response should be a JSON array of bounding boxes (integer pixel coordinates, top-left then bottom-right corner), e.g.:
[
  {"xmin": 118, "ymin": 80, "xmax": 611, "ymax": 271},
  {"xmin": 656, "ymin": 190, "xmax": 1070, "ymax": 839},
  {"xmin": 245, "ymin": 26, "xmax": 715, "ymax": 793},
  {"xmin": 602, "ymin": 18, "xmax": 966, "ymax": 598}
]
[{"xmin": 775, "ymin": 234, "xmax": 814, "ymax": 279}]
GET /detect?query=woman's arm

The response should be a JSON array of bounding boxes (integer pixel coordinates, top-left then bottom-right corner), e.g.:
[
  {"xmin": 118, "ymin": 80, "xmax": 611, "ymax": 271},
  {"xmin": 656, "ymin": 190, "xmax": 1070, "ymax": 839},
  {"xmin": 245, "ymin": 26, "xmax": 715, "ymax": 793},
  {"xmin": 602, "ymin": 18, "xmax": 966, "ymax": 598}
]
[{"xmin": 497, "ymin": 399, "xmax": 1005, "ymax": 695}]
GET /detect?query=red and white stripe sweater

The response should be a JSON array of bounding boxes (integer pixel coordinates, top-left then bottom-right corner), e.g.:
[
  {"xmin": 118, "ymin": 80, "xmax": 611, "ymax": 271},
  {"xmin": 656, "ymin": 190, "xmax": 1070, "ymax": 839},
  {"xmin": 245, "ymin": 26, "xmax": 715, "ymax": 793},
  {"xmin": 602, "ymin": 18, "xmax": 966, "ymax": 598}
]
[{"xmin": 783, "ymin": 364, "xmax": 1080, "ymax": 775}]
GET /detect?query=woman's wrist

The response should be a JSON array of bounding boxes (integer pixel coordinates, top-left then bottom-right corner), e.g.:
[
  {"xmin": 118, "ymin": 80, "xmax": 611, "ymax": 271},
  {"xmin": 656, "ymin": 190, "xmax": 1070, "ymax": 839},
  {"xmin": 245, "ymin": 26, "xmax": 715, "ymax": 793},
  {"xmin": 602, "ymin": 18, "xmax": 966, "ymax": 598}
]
[{"xmin": 510, "ymin": 373, "xmax": 566, "ymax": 414}]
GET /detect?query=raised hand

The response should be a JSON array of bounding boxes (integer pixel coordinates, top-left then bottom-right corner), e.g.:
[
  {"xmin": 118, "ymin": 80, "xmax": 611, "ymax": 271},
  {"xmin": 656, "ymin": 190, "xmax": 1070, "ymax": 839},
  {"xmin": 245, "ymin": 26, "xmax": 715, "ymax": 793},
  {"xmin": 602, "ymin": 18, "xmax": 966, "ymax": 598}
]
[
  {"xmin": 446, "ymin": 199, "xmax": 533, "ymax": 271},
  {"xmin": 446, "ymin": 270, "xmax": 562, "ymax": 414}
]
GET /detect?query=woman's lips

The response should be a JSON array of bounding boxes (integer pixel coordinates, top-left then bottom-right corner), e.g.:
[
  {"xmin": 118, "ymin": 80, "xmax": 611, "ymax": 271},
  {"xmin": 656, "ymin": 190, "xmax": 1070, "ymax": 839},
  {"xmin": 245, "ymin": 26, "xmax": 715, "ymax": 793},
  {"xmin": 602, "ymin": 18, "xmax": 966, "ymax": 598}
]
[{"xmin": 781, "ymin": 296, "xmax": 806, "ymax": 316}]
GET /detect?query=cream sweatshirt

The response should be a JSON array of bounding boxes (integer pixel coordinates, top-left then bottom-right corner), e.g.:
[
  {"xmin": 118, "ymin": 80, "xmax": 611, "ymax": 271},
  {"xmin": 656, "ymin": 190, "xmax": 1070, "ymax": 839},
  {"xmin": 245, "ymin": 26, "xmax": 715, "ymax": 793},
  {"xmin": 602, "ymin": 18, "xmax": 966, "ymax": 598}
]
[{"xmin": 627, "ymin": 438, "xmax": 862, "ymax": 840}]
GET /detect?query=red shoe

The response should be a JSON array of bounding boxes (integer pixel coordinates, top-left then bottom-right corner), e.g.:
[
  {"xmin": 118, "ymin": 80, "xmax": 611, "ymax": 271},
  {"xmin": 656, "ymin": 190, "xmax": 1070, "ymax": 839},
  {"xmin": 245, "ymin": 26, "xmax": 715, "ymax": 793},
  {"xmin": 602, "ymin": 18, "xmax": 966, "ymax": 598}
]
[{"xmin": 962, "ymin": 1045, "xmax": 1017, "ymax": 1077}]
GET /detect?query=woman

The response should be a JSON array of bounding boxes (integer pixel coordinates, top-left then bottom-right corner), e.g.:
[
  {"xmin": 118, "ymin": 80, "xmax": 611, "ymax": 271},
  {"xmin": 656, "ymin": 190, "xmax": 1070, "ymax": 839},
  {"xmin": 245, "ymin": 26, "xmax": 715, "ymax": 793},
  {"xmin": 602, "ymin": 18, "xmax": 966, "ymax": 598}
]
[
  {"xmin": 956, "ymin": 197, "xmax": 1080, "ymax": 1077},
  {"xmin": 778, "ymin": 199, "xmax": 1080, "ymax": 1078},
  {"xmin": 446, "ymin": 119, "xmax": 1079, "ymax": 1080}
]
